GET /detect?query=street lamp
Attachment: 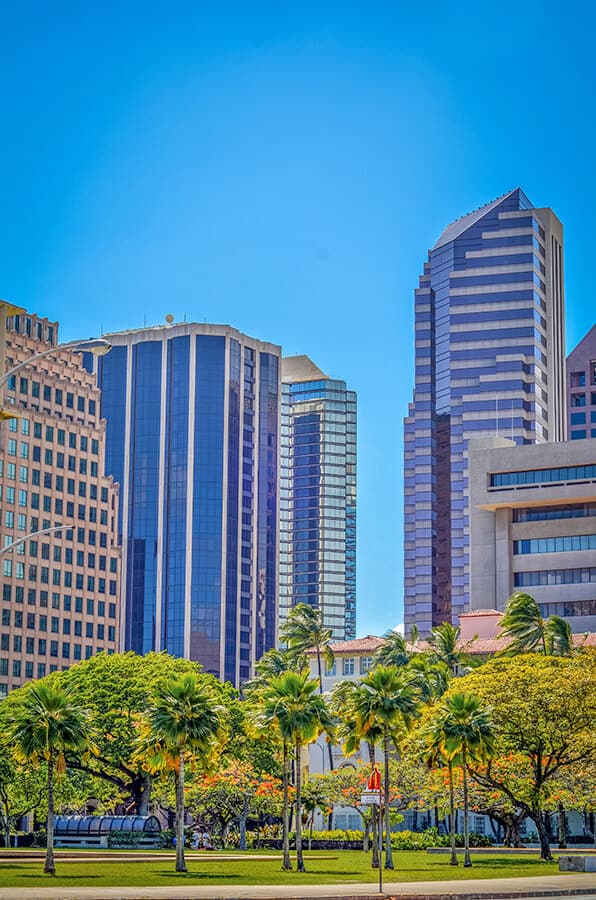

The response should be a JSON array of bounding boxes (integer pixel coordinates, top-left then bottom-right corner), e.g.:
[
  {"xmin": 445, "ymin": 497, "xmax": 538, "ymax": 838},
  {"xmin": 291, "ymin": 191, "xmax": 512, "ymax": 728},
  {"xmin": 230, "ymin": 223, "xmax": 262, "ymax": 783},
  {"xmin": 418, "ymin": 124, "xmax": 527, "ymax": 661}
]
[
  {"xmin": 0, "ymin": 524, "xmax": 73, "ymax": 558},
  {"xmin": 0, "ymin": 337, "xmax": 111, "ymax": 393}
]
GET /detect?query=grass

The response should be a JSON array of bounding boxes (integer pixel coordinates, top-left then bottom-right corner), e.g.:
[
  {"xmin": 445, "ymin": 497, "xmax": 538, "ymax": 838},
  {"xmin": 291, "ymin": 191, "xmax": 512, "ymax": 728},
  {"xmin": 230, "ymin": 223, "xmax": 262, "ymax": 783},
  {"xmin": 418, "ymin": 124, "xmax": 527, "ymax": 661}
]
[{"xmin": 0, "ymin": 849, "xmax": 564, "ymax": 889}]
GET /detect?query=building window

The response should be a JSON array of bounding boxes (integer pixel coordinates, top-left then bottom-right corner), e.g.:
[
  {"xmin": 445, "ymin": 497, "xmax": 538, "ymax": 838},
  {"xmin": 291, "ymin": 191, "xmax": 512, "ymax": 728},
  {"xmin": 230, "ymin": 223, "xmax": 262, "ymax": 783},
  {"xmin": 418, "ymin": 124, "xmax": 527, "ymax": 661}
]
[
  {"xmin": 360, "ymin": 656, "xmax": 373, "ymax": 674},
  {"xmin": 571, "ymin": 430, "xmax": 587, "ymax": 440},
  {"xmin": 570, "ymin": 412, "xmax": 586, "ymax": 426},
  {"xmin": 570, "ymin": 371, "xmax": 586, "ymax": 388},
  {"xmin": 342, "ymin": 658, "xmax": 355, "ymax": 676},
  {"xmin": 571, "ymin": 393, "xmax": 586, "ymax": 407}
]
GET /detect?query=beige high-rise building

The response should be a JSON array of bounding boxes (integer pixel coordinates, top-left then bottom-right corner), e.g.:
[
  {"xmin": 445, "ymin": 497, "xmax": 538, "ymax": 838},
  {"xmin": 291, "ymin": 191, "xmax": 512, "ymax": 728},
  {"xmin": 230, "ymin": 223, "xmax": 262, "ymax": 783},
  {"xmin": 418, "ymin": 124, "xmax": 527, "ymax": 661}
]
[{"xmin": 0, "ymin": 310, "xmax": 121, "ymax": 696}]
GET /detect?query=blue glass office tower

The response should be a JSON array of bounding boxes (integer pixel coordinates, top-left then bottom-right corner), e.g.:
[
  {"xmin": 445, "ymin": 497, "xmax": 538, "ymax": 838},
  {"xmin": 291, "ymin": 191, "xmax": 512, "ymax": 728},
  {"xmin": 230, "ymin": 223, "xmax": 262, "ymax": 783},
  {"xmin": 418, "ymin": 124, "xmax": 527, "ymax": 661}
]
[
  {"xmin": 280, "ymin": 356, "xmax": 357, "ymax": 640},
  {"xmin": 95, "ymin": 323, "xmax": 281, "ymax": 685},
  {"xmin": 404, "ymin": 189, "xmax": 566, "ymax": 635}
]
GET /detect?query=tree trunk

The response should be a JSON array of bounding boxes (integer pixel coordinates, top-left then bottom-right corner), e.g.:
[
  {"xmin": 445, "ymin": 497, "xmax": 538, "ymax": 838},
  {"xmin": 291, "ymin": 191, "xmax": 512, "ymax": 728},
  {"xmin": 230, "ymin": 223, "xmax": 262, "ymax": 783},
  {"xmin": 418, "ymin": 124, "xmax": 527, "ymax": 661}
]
[
  {"xmin": 362, "ymin": 813, "xmax": 370, "ymax": 853},
  {"xmin": 368, "ymin": 745, "xmax": 379, "ymax": 868},
  {"xmin": 317, "ymin": 648, "xmax": 334, "ymax": 830},
  {"xmin": 281, "ymin": 742, "xmax": 291, "ymax": 870},
  {"xmin": 383, "ymin": 728, "xmax": 393, "ymax": 869},
  {"xmin": 462, "ymin": 747, "xmax": 471, "ymax": 868},
  {"xmin": 295, "ymin": 738, "xmax": 305, "ymax": 872},
  {"xmin": 557, "ymin": 802, "xmax": 567, "ymax": 849},
  {"xmin": 448, "ymin": 761, "xmax": 458, "ymax": 866},
  {"xmin": 535, "ymin": 810, "xmax": 552, "ymax": 860},
  {"xmin": 138, "ymin": 774, "xmax": 151, "ymax": 816},
  {"xmin": 44, "ymin": 750, "xmax": 56, "ymax": 875},
  {"xmin": 175, "ymin": 752, "xmax": 187, "ymax": 873},
  {"xmin": 239, "ymin": 798, "xmax": 248, "ymax": 851}
]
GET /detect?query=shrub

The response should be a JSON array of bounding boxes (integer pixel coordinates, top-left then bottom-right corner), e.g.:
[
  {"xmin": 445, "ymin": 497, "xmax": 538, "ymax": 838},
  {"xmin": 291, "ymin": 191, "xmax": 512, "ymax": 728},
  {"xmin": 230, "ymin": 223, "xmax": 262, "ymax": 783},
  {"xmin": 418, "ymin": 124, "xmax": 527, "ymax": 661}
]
[{"xmin": 106, "ymin": 830, "xmax": 143, "ymax": 849}]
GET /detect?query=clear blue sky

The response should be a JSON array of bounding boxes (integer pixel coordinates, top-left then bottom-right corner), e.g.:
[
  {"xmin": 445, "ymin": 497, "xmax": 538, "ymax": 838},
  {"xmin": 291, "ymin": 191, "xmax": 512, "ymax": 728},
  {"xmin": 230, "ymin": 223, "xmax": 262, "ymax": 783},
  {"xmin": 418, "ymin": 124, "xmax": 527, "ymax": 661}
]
[{"xmin": 2, "ymin": 1, "xmax": 595, "ymax": 636}]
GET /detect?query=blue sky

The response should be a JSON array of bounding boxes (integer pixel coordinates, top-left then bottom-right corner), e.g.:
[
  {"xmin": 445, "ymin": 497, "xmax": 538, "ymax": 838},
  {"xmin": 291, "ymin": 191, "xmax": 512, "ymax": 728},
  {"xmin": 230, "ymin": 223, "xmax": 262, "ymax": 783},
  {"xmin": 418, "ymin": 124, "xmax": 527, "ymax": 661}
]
[{"xmin": 1, "ymin": 0, "xmax": 595, "ymax": 635}]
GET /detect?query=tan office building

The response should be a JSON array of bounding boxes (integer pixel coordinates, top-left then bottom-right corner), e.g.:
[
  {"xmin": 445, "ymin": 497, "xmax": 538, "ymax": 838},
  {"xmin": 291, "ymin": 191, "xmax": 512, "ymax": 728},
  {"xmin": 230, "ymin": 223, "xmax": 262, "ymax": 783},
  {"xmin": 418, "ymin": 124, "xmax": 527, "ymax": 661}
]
[
  {"xmin": 469, "ymin": 437, "xmax": 596, "ymax": 633},
  {"xmin": 0, "ymin": 310, "xmax": 121, "ymax": 696}
]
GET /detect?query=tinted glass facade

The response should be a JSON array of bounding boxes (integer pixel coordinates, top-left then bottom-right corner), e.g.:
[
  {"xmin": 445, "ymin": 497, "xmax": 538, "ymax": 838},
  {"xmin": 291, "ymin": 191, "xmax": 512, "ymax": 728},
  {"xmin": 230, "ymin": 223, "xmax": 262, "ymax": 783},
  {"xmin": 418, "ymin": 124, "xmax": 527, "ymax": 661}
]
[
  {"xmin": 404, "ymin": 189, "xmax": 566, "ymax": 634},
  {"xmin": 97, "ymin": 323, "xmax": 281, "ymax": 686},
  {"xmin": 280, "ymin": 359, "xmax": 357, "ymax": 640},
  {"xmin": 566, "ymin": 324, "xmax": 596, "ymax": 440}
]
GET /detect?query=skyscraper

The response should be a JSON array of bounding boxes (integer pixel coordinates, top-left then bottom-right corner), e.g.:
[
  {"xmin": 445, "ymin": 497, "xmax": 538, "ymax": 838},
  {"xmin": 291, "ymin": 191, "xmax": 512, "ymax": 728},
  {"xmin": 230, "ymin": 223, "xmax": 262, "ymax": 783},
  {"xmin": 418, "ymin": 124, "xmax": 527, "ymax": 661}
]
[
  {"xmin": 95, "ymin": 322, "xmax": 280, "ymax": 686},
  {"xmin": 567, "ymin": 323, "xmax": 596, "ymax": 440},
  {"xmin": 279, "ymin": 356, "xmax": 356, "ymax": 640},
  {"xmin": 0, "ymin": 311, "xmax": 121, "ymax": 696},
  {"xmin": 404, "ymin": 189, "xmax": 566, "ymax": 634}
]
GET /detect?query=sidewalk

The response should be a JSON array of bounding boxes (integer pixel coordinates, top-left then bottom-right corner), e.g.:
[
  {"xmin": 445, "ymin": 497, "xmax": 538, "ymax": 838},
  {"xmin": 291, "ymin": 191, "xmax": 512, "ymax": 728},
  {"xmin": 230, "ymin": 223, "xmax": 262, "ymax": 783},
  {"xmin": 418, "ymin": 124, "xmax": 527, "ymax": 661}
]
[{"xmin": 0, "ymin": 873, "xmax": 594, "ymax": 900}]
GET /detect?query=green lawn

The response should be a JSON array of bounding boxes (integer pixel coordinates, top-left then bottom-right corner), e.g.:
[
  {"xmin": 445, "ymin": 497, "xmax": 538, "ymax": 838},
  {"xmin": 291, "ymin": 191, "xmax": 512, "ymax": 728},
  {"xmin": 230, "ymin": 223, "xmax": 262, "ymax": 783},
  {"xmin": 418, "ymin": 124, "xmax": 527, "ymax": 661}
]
[{"xmin": 0, "ymin": 850, "xmax": 563, "ymax": 889}]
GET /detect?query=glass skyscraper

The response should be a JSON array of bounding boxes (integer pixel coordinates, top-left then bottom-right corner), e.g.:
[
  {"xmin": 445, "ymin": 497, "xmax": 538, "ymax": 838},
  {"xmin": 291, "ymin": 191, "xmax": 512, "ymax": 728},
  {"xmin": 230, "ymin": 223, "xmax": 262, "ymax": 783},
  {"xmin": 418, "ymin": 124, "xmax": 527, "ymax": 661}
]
[
  {"xmin": 280, "ymin": 356, "xmax": 356, "ymax": 640},
  {"xmin": 95, "ymin": 322, "xmax": 280, "ymax": 685},
  {"xmin": 404, "ymin": 189, "xmax": 565, "ymax": 635}
]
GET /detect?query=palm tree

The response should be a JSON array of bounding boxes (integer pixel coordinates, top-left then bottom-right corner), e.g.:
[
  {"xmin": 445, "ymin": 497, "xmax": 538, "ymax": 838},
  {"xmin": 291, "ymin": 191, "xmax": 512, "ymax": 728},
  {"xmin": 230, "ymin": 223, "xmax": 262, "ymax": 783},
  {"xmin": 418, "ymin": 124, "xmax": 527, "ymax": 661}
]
[
  {"xmin": 146, "ymin": 673, "xmax": 224, "ymax": 873},
  {"xmin": 352, "ymin": 666, "xmax": 419, "ymax": 869},
  {"xmin": 280, "ymin": 602, "xmax": 336, "ymax": 773},
  {"xmin": 441, "ymin": 693, "xmax": 494, "ymax": 867},
  {"xmin": 427, "ymin": 622, "xmax": 463, "ymax": 675},
  {"xmin": 10, "ymin": 682, "xmax": 90, "ymax": 875},
  {"xmin": 422, "ymin": 710, "xmax": 460, "ymax": 866},
  {"xmin": 256, "ymin": 669, "xmax": 335, "ymax": 872},
  {"xmin": 331, "ymin": 680, "xmax": 383, "ymax": 868},
  {"xmin": 500, "ymin": 592, "xmax": 572, "ymax": 656},
  {"xmin": 374, "ymin": 630, "xmax": 410, "ymax": 668},
  {"xmin": 407, "ymin": 654, "xmax": 451, "ymax": 702}
]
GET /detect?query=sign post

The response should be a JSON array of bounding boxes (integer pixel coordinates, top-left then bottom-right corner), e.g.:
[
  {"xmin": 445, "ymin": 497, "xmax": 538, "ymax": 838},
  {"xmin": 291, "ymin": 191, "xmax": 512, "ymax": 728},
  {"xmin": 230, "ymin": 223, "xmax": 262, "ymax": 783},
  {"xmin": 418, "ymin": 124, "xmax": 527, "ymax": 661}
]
[{"xmin": 365, "ymin": 765, "xmax": 383, "ymax": 894}]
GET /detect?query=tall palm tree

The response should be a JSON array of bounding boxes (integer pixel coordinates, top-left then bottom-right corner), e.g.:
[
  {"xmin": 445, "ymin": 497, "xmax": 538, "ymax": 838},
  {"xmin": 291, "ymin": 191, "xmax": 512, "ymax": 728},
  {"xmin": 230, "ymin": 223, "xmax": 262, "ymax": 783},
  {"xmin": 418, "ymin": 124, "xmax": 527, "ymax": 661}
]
[
  {"xmin": 331, "ymin": 680, "xmax": 383, "ymax": 868},
  {"xmin": 10, "ymin": 683, "xmax": 90, "ymax": 875},
  {"xmin": 256, "ymin": 670, "xmax": 335, "ymax": 872},
  {"xmin": 146, "ymin": 673, "xmax": 224, "ymax": 873},
  {"xmin": 280, "ymin": 602, "xmax": 336, "ymax": 773},
  {"xmin": 441, "ymin": 693, "xmax": 494, "ymax": 867},
  {"xmin": 352, "ymin": 666, "xmax": 419, "ymax": 869},
  {"xmin": 422, "ymin": 710, "xmax": 460, "ymax": 866},
  {"xmin": 500, "ymin": 592, "xmax": 572, "ymax": 656}
]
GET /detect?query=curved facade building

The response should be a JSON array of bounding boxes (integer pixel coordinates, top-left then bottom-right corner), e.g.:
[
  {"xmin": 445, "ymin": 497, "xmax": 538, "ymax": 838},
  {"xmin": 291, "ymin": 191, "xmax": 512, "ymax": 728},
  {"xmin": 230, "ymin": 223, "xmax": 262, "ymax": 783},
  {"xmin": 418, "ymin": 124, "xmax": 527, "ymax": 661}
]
[{"xmin": 95, "ymin": 322, "xmax": 280, "ymax": 685}]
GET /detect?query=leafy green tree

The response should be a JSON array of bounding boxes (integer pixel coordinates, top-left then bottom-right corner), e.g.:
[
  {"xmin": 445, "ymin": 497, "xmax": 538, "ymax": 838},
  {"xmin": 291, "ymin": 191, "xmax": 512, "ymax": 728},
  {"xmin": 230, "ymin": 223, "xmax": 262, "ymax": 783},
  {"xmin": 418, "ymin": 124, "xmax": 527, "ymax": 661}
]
[
  {"xmin": 451, "ymin": 651, "xmax": 596, "ymax": 860},
  {"xmin": 500, "ymin": 592, "xmax": 572, "ymax": 656},
  {"xmin": 352, "ymin": 665, "xmax": 419, "ymax": 869},
  {"xmin": 427, "ymin": 622, "xmax": 468, "ymax": 675},
  {"xmin": 255, "ymin": 669, "xmax": 335, "ymax": 872},
  {"xmin": 10, "ymin": 683, "xmax": 91, "ymax": 875},
  {"xmin": 441, "ymin": 693, "xmax": 494, "ymax": 867},
  {"xmin": 144, "ymin": 673, "xmax": 224, "ymax": 873},
  {"xmin": 18, "ymin": 651, "xmax": 223, "ymax": 814}
]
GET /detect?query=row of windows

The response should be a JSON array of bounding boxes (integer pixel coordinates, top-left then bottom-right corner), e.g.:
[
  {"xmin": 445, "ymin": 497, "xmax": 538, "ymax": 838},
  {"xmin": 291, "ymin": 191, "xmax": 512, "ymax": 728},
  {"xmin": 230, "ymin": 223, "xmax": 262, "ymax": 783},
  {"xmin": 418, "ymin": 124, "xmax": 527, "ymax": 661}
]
[
  {"xmin": 7, "ymin": 315, "xmax": 54, "ymax": 342},
  {"xmin": 1, "ymin": 619, "xmax": 116, "ymax": 643},
  {"xmin": 513, "ymin": 503, "xmax": 596, "ymax": 523},
  {"xmin": 570, "ymin": 411, "xmax": 596, "ymax": 425},
  {"xmin": 0, "ymin": 643, "xmax": 111, "ymax": 677},
  {"xmin": 325, "ymin": 655, "xmax": 373, "ymax": 677},
  {"xmin": 570, "ymin": 391, "xmax": 596, "ymax": 407},
  {"xmin": 0, "ymin": 465, "xmax": 109, "ymax": 503},
  {"xmin": 1, "ymin": 593, "xmax": 116, "ymax": 615},
  {"xmin": 490, "ymin": 463, "xmax": 596, "ymax": 487},
  {"xmin": 8, "ymin": 417, "xmax": 99, "ymax": 452},
  {"xmin": 6, "ymin": 376, "xmax": 97, "ymax": 415},
  {"xmin": 514, "ymin": 534, "xmax": 596, "ymax": 554},
  {"xmin": 514, "ymin": 567, "xmax": 596, "ymax": 587},
  {"xmin": 1, "ymin": 563, "xmax": 118, "ymax": 592},
  {"xmin": 4, "ymin": 444, "xmax": 100, "ymax": 475},
  {"xmin": 569, "ymin": 364, "xmax": 596, "ymax": 388},
  {"xmin": 537, "ymin": 598, "xmax": 596, "ymax": 617},
  {"xmin": 3, "ymin": 504, "xmax": 109, "ymax": 526},
  {"xmin": 570, "ymin": 429, "xmax": 596, "ymax": 440}
]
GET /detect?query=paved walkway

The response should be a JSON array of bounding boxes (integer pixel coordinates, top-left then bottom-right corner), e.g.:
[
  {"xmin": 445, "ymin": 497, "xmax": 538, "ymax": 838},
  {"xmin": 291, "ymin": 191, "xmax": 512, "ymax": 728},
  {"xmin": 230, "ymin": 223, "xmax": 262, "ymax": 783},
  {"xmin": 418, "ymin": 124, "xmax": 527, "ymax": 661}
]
[{"xmin": 0, "ymin": 874, "xmax": 594, "ymax": 900}]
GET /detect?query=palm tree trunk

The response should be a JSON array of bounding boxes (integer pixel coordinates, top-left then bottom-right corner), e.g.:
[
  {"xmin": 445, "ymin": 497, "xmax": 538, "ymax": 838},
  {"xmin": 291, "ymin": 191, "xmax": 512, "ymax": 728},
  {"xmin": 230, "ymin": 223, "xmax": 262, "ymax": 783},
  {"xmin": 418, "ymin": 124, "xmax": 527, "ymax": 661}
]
[
  {"xmin": 368, "ymin": 743, "xmax": 379, "ymax": 869},
  {"xmin": 383, "ymin": 728, "xmax": 393, "ymax": 869},
  {"xmin": 175, "ymin": 751, "xmax": 187, "ymax": 873},
  {"xmin": 281, "ymin": 741, "xmax": 291, "ymax": 870},
  {"xmin": 44, "ymin": 750, "xmax": 56, "ymax": 875},
  {"xmin": 448, "ymin": 760, "xmax": 458, "ymax": 866},
  {"xmin": 462, "ymin": 746, "xmax": 471, "ymax": 868},
  {"xmin": 295, "ymin": 738, "xmax": 305, "ymax": 872},
  {"xmin": 317, "ymin": 648, "xmax": 334, "ymax": 829}
]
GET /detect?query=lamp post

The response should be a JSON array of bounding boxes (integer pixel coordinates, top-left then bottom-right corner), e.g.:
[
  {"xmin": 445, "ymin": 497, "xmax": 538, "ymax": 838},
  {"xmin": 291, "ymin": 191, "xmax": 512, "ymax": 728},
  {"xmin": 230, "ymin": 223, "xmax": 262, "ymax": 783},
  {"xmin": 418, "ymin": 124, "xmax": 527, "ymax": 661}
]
[
  {"xmin": 0, "ymin": 332, "xmax": 111, "ymax": 419},
  {"xmin": 0, "ymin": 524, "xmax": 73, "ymax": 558}
]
